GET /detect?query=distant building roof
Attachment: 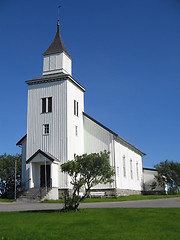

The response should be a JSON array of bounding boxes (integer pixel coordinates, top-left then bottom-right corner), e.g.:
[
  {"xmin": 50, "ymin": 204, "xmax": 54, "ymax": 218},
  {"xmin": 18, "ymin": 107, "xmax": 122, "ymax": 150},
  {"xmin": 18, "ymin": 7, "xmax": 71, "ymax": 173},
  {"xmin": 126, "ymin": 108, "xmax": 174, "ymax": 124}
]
[
  {"xmin": 43, "ymin": 20, "xmax": 71, "ymax": 59},
  {"xmin": 143, "ymin": 167, "xmax": 157, "ymax": 172}
]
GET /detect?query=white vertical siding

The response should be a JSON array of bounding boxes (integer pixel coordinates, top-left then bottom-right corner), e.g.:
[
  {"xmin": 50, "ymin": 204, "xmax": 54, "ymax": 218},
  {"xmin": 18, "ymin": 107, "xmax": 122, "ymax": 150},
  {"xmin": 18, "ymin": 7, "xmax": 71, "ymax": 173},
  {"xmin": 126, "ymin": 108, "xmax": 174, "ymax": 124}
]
[
  {"xmin": 114, "ymin": 140, "xmax": 143, "ymax": 191},
  {"xmin": 66, "ymin": 81, "xmax": 84, "ymax": 159},
  {"xmin": 27, "ymin": 80, "xmax": 68, "ymax": 188},
  {"xmin": 43, "ymin": 53, "xmax": 72, "ymax": 76},
  {"xmin": 21, "ymin": 139, "xmax": 27, "ymax": 184},
  {"xmin": 83, "ymin": 115, "xmax": 115, "ymax": 189}
]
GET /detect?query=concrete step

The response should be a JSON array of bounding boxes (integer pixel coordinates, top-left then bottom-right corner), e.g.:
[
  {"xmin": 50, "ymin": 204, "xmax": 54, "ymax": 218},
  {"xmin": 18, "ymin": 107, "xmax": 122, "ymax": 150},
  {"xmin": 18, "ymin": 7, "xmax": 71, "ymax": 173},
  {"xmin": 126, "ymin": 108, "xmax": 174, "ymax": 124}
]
[{"xmin": 17, "ymin": 187, "xmax": 51, "ymax": 202}]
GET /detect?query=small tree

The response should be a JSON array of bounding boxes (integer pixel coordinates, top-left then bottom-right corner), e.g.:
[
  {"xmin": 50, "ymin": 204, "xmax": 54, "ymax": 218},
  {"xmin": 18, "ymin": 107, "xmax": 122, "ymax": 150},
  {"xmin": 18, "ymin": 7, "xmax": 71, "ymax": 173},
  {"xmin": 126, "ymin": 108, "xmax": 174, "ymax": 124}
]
[
  {"xmin": 61, "ymin": 151, "xmax": 115, "ymax": 210},
  {"xmin": 152, "ymin": 160, "xmax": 180, "ymax": 194},
  {"xmin": 0, "ymin": 154, "xmax": 21, "ymax": 197}
]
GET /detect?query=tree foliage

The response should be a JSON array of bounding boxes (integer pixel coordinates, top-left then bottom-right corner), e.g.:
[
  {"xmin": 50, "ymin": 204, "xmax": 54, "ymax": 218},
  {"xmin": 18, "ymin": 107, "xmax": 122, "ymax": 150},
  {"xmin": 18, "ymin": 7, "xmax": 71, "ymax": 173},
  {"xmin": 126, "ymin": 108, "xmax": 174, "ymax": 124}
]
[
  {"xmin": 153, "ymin": 160, "xmax": 180, "ymax": 194},
  {"xmin": 0, "ymin": 154, "xmax": 21, "ymax": 197},
  {"xmin": 61, "ymin": 151, "xmax": 115, "ymax": 210}
]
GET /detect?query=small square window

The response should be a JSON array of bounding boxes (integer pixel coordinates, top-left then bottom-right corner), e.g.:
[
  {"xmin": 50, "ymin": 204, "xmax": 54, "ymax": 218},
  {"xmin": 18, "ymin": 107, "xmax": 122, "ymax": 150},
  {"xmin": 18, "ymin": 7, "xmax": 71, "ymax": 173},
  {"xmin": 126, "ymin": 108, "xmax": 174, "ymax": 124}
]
[{"xmin": 43, "ymin": 124, "xmax": 49, "ymax": 135}]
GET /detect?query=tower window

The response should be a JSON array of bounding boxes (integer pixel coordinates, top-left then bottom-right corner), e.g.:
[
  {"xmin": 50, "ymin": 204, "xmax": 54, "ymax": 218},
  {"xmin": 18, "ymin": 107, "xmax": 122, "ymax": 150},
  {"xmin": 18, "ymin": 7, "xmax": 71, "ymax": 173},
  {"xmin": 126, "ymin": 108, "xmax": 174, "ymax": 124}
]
[
  {"xmin": 42, "ymin": 98, "xmax": 46, "ymax": 113},
  {"xmin": 43, "ymin": 124, "xmax": 49, "ymax": 135},
  {"xmin": 74, "ymin": 100, "xmax": 79, "ymax": 117},
  {"xmin": 42, "ymin": 97, "xmax": 52, "ymax": 113},
  {"xmin": 48, "ymin": 97, "xmax": 52, "ymax": 112}
]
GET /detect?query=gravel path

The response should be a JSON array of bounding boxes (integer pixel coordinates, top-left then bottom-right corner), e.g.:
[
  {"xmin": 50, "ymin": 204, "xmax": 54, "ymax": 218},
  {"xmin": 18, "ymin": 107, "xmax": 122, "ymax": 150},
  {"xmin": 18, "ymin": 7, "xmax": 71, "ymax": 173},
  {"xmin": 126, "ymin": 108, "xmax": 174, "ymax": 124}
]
[{"xmin": 0, "ymin": 198, "xmax": 180, "ymax": 212}]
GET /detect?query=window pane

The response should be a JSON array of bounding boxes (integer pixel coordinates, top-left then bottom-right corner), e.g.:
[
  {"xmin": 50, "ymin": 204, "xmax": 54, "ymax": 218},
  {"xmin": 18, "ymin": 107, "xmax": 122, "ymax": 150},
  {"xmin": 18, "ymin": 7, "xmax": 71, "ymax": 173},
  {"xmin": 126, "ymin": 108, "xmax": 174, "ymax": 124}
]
[
  {"xmin": 123, "ymin": 156, "xmax": 126, "ymax": 177},
  {"xmin": 43, "ymin": 124, "xmax": 49, "ymax": 134},
  {"xmin": 74, "ymin": 100, "xmax": 76, "ymax": 115},
  {"xmin": 42, "ymin": 98, "xmax": 46, "ymax": 113},
  {"xmin": 77, "ymin": 102, "xmax": 79, "ymax": 116},
  {"xmin": 48, "ymin": 97, "xmax": 52, "ymax": 112}
]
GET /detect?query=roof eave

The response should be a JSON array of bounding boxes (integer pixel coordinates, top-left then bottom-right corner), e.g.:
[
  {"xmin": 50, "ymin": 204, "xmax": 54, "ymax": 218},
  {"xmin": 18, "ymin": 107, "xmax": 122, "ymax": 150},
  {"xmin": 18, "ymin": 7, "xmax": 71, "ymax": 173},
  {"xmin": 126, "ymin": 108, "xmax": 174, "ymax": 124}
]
[{"xmin": 16, "ymin": 134, "xmax": 27, "ymax": 146}]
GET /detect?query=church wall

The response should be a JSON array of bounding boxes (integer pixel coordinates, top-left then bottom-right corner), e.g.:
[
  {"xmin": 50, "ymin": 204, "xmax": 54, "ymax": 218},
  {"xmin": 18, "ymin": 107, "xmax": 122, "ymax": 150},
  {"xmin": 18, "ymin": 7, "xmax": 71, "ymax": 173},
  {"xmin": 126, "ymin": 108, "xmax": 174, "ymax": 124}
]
[
  {"xmin": 114, "ymin": 140, "xmax": 143, "ymax": 192},
  {"xmin": 83, "ymin": 115, "xmax": 115, "ymax": 189},
  {"xmin": 27, "ymin": 80, "xmax": 67, "ymax": 161},
  {"xmin": 65, "ymin": 80, "xmax": 84, "ymax": 189},
  {"xmin": 67, "ymin": 80, "xmax": 84, "ymax": 160},
  {"xmin": 21, "ymin": 139, "xmax": 27, "ymax": 185}
]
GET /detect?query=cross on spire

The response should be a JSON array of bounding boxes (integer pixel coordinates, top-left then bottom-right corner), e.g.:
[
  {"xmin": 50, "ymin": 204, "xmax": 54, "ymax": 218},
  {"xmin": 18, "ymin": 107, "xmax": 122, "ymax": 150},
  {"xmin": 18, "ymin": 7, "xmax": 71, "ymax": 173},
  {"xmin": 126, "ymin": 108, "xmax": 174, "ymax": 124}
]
[{"xmin": 58, "ymin": 5, "xmax": 61, "ymax": 21}]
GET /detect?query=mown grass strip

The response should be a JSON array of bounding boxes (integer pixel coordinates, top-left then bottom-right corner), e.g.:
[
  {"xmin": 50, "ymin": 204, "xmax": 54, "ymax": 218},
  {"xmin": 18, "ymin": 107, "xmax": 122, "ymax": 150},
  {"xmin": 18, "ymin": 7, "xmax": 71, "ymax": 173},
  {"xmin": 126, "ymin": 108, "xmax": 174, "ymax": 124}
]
[
  {"xmin": 0, "ymin": 208, "xmax": 179, "ymax": 240},
  {"xmin": 42, "ymin": 194, "xmax": 180, "ymax": 204}
]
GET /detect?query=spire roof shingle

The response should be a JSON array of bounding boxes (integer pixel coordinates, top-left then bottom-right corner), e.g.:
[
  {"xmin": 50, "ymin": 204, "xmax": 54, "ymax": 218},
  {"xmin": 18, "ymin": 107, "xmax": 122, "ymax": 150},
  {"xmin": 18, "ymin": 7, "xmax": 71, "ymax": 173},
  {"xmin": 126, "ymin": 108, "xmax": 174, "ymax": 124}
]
[{"xmin": 43, "ymin": 20, "xmax": 71, "ymax": 59}]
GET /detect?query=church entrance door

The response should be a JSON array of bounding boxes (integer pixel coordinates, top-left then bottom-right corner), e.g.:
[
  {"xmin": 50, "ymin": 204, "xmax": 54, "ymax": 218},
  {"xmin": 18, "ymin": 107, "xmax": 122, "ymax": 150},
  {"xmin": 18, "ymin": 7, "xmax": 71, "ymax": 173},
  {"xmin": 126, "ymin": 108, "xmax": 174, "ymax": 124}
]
[{"xmin": 40, "ymin": 165, "xmax": 51, "ymax": 187}]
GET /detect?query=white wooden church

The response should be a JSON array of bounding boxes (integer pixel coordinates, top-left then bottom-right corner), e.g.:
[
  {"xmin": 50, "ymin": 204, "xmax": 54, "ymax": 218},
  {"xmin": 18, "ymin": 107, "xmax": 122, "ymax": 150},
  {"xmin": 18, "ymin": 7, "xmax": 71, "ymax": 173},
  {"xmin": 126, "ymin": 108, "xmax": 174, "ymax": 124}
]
[{"xmin": 17, "ymin": 20, "xmax": 150, "ymax": 200}]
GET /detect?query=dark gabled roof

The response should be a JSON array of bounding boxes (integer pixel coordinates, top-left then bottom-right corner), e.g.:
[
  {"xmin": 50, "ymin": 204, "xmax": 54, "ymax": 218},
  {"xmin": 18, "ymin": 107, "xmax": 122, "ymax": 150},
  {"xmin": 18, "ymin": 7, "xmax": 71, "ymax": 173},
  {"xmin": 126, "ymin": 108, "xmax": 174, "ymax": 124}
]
[
  {"xmin": 83, "ymin": 112, "xmax": 146, "ymax": 157},
  {"xmin": 26, "ymin": 149, "xmax": 58, "ymax": 164},
  {"xmin": 43, "ymin": 20, "xmax": 71, "ymax": 59},
  {"xmin": 16, "ymin": 134, "xmax": 27, "ymax": 146}
]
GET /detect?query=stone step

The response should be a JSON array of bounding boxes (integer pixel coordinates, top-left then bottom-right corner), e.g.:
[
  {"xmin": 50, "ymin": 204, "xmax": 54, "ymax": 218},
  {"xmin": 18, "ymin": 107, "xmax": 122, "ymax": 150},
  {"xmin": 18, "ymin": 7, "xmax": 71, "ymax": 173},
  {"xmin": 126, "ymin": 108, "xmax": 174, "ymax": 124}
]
[{"xmin": 17, "ymin": 187, "xmax": 51, "ymax": 202}]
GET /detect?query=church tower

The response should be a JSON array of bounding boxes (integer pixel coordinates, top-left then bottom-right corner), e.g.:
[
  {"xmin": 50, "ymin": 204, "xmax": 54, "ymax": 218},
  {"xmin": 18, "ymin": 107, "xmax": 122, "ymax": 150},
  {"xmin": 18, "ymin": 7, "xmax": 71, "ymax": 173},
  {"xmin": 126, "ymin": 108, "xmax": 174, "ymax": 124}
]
[{"xmin": 22, "ymin": 20, "xmax": 85, "ymax": 197}]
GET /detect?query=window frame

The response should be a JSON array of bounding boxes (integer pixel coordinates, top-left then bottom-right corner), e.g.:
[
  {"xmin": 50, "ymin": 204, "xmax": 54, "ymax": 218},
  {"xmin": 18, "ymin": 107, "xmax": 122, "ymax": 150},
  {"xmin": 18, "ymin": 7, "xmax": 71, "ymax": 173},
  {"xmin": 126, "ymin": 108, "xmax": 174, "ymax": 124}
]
[
  {"xmin": 74, "ymin": 100, "xmax": 79, "ymax": 117},
  {"xmin": 43, "ymin": 124, "xmax": 50, "ymax": 135},
  {"xmin": 130, "ymin": 159, "xmax": 133, "ymax": 179},
  {"xmin": 42, "ymin": 98, "xmax": 46, "ymax": 113},
  {"xmin": 41, "ymin": 97, "xmax": 52, "ymax": 114},
  {"xmin": 123, "ymin": 155, "xmax": 126, "ymax": 177}
]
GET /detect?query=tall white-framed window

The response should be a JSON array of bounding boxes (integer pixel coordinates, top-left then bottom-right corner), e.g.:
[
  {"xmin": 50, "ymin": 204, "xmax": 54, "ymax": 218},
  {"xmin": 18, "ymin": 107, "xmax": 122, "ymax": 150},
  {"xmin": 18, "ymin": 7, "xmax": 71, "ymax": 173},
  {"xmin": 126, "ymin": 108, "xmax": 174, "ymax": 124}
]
[
  {"xmin": 136, "ymin": 162, "xmax": 139, "ymax": 180},
  {"xmin": 130, "ymin": 159, "xmax": 133, "ymax": 179},
  {"xmin": 123, "ymin": 155, "xmax": 126, "ymax": 177},
  {"xmin": 75, "ymin": 126, "xmax": 78, "ymax": 136},
  {"xmin": 74, "ymin": 100, "xmax": 79, "ymax": 117},
  {"xmin": 43, "ymin": 124, "xmax": 49, "ymax": 135},
  {"xmin": 117, "ymin": 166, "xmax": 120, "ymax": 177},
  {"xmin": 42, "ymin": 97, "xmax": 52, "ymax": 113}
]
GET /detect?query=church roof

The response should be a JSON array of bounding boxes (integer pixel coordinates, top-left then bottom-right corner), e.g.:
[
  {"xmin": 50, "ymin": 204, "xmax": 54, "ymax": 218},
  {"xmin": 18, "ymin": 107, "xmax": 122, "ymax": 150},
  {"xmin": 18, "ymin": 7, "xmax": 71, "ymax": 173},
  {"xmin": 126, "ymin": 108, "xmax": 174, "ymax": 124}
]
[
  {"xmin": 83, "ymin": 112, "xmax": 146, "ymax": 157},
  {"xmin": 26, "ymin": 72, "xmax": 86, "ymax": 92},
  {"xmin": 26, "ymin": 149, "xmax": 59, "ymax": 164},
  {"xmin": 43, "ymin": 20, "xmax": 71, "ymax": 59},
  {"xmin": 16, "ymin": 134, "xmax": 27, "ymax": 146}
]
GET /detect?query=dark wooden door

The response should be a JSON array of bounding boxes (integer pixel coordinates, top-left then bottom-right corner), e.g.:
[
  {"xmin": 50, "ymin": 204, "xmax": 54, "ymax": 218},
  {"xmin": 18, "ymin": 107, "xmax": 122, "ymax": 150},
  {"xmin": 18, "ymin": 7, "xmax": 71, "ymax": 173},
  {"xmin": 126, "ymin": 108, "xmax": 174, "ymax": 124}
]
[{"xmin": 40, "ymin": 165, "xmax": 50, "ymax": 187}]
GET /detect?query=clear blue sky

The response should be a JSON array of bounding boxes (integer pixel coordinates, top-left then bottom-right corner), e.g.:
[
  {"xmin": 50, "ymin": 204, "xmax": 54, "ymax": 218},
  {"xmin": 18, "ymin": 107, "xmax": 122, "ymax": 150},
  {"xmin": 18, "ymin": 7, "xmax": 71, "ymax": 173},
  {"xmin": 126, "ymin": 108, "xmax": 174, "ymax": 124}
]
[{"xmin": 0, "ymin": 0, "xmax": 180, "ymax": 168}]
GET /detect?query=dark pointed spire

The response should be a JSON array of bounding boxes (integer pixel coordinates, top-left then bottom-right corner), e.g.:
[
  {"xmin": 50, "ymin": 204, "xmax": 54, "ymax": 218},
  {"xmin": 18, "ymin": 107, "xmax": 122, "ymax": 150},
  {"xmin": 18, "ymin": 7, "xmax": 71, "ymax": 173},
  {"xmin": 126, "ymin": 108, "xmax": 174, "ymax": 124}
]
[{"xmin": 43, "ymin": 20, "xmax": 71, "ymax": 59}]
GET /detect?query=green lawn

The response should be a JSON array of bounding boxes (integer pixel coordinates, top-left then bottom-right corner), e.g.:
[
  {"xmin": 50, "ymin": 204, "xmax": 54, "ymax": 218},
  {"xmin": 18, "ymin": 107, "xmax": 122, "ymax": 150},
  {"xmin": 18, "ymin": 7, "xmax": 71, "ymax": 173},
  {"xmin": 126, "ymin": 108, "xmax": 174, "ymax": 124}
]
[
  {"xmin": 0, "ymin": 198, "xmax": 15, "ymax": 203},
  {"xmin": 42, "ymin": 194, "xmax": 180, "ymax": 203},
  {"xmin": 0, "ymin": 209, "xmax": 180, "ymax": 240}
]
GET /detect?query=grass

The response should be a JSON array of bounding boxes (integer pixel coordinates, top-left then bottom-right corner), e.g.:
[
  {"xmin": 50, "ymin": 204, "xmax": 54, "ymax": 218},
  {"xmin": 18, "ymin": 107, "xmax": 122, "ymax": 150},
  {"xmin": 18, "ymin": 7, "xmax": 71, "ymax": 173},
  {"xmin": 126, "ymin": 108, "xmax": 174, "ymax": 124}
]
[
  {"xmin": 0, "ymin": 198, "xmax": 15, "ymax": 203},
  {"xmin": 42, "ymin": 193, "xmax": 180, "ymax": 204},
  {"xmin": 0, "ymin": 208, "xmax": 180, "ymax": 240}
]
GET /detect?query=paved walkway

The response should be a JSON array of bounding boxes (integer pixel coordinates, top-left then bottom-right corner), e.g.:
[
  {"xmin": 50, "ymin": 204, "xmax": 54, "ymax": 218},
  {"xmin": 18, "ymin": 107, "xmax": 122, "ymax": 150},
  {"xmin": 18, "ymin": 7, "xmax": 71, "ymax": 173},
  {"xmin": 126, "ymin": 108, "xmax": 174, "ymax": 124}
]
[{"xmin": 0, "ymin": 198, "xmax": 180, "ymax": 212}]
